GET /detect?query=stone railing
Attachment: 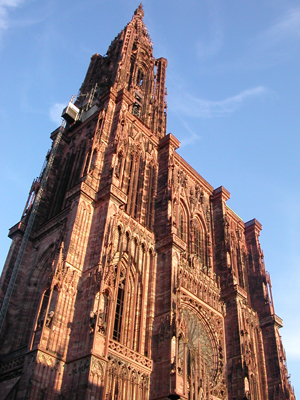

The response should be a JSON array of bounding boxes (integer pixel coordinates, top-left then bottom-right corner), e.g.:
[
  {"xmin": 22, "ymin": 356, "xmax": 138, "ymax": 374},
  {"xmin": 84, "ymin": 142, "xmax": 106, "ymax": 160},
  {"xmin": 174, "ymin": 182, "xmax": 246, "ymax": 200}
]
[{"xmin": 108, "ymin": 339, "xmax": 152, "ymax": 370}]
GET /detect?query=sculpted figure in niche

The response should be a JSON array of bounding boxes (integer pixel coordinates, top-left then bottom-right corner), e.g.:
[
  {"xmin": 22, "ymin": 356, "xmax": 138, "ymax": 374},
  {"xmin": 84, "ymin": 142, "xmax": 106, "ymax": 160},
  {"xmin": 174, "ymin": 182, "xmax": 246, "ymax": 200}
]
[
  {"xmin": 45, "ymin": 311, "xmax": 55, "ymax": 328},
  {"xmin": 89, "ymin": 311, "xmax": 96, "ymax": 333},
  {"xmin": 36, "ymin": 288, "xmax": 50, "ymax": 329}
]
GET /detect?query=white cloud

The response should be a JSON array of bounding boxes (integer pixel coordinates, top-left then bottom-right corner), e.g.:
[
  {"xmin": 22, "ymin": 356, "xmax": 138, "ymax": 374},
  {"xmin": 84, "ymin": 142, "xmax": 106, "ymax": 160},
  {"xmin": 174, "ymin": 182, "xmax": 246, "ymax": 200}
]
[
  {"xmin": 175, "ymin": 86, "xmax": 268, "ymax": 118},
  {"xmin": 177, "ymin": 120, "xmax": 201, "ymax": 147},
  {"xmin": 245, "ymin": 8, "xmax": 300, "ymax": 68},
  {"xmin": 0, "ymin": 0, "xmax": 24, "ymax": 31},
  {"xmin": 261, "ymin": 8, "xmax": 300, "ymax": 45},
  {"xmin": 49, "ymin": 103, "xmax": 66, "ymax": 125}
]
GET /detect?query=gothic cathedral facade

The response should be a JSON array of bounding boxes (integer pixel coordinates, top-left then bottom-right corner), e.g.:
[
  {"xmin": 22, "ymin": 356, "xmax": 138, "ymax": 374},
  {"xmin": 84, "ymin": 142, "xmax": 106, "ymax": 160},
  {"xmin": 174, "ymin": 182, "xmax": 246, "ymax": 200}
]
[{"xmin": 0, "ymin": 5, "xmax": 295, "ymax": 400}]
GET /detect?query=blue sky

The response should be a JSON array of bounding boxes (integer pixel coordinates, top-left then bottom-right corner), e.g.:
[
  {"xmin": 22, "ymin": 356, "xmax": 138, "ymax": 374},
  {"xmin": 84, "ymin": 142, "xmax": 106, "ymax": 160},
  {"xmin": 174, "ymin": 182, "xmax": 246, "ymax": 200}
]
[{"xmin": 0, "ymin": 0, "xmax": 299, "ymax": 394}]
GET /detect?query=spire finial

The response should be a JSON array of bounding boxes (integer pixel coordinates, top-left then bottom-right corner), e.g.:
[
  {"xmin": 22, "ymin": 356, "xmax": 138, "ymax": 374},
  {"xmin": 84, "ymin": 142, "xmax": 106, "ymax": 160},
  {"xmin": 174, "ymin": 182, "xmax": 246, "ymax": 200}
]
[{"xmin": 134, "ymin": 3, "xmax": 144, "ymax": 19}]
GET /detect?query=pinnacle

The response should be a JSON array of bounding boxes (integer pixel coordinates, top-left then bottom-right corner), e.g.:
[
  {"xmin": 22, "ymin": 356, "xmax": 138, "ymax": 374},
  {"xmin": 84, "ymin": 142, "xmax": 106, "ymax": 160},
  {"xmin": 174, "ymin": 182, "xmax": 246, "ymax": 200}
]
[{"xmin": 134, "ymin": 3, "xmax": 144, "ymax": 19}]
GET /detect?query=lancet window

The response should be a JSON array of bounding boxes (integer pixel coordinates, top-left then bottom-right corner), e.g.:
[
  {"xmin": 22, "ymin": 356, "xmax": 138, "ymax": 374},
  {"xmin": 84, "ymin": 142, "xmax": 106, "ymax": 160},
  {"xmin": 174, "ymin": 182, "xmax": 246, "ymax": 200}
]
[
  {"xmin": 36, "ymin": 288, "xmax": 50, "ymax": 329},
  {"xmin": 119, "ymin": 146, "xmax": 157, "ymax": 229},
  {"xmin": 90, "ymin": 148, "xmax": 97, "ymax": 171},
  {"xmin": 49, "ymin": 150, "xmax": 76, "ymax": 218},
  {"xmin": 236, "ymin": 246, "xmax": 245, "ymax": 289},
  {"xmin": 83, "ymin": 148, "xmax": 91, "ymax": 176},
  {"xmin": 145, "ymin": 163, "xmax": 157, "ymax": 230},
  {"xmin": 116, "ymin": 225, "xmax": 122, "ymax": 252},
  {"xmin": 178, "ymin": 203, "xmax": 187, "ymax": 241},
  {"xmin": 193, "ymin": 218, "xmax": 206, "ymax": 265},
  {"xmin": 110, "ymin": 230, "xmax": 150, "ymax": 352},
  {"xmin": 125, "ymin": 153, "xmax": 135, "ymax": 215},
  {"xmin": 70, "ymin": 142, "xmax": 86, "ymax": 186},
  {"xmin": 137, "ymin": 68, "xmax": 144, "ymax": 88},
  {"xmin": 113, "ymin": 279, "xmax": 125, "ymax": 342},
  {"xmin": 144, "ymin": 249, "xmax": 154, "ymax": 357},
  {"xmin": 134, "ymin": 159, "xmax": 145, "ymax": 220},
  {"xmin": 99, "ymin": 290, "xmax": 110, "ymax": 333}
]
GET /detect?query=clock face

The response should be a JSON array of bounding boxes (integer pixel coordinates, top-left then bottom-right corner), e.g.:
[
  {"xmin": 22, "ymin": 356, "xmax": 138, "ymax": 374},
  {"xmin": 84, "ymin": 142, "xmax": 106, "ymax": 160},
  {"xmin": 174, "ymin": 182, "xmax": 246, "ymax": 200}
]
[{"xmin": 178, "ymin": 308, "xmax": 218, "ymax": 385}]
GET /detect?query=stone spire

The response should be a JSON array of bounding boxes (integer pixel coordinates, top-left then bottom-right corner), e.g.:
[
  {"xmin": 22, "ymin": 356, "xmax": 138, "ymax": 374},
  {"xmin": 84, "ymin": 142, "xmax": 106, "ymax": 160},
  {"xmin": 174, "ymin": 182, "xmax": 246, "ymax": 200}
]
[
  {"xmin": 79, "ymin": 4, "xmax": 167, "ymax": 138},
  {"xmin": 134, "ymin": 3, "xmax": 144, "ymax": 19}
]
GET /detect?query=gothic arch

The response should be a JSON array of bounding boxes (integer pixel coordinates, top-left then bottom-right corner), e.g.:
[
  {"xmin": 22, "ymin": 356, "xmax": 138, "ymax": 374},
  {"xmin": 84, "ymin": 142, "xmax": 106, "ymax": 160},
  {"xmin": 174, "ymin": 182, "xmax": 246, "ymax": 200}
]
[
  {"xmin": 114, "ymin": 224, "xmax": 123, "ymax": 252},
  {"xmin": 192, "ymin": 214, "xmax": 207, "ymax": 265},
  {"xmin": 29, "ymin": 244, "xmax": 56, "ymax": 287},
  {"xmin": 90, "ymin": 148, "xmax": 98, "ymax": 171},
  {"xmin": 124, "ymin": 229, "xmax": 131, "ymax": 252},
  {"xmin": 83, "ymin": 147, "xmax": 92, "ymax": 176},
  {"xmin": 19, "ymin": 244, "xmax": 56, "ymax": 339},
  {"xmin": 178, "ymin": 200, "xmax": 189, "ymax": 242},
  {"xmin": 141, "ymin": 240, "xmax": 148, "ymax": 252}
]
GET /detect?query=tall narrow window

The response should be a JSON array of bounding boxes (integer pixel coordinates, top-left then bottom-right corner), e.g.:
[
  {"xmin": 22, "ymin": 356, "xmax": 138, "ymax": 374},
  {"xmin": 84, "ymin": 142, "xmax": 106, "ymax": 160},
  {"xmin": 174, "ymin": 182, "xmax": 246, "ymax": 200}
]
[
  {"xmin": 117, "ymin": 226, "xmax": 122, "ymax": 252},
  {"xmin": 90, "ymin": 149, "xmax": 97, "ymax": 171},
  {"xmin": 49, "ymin": 152, "xmax": 75, "ymax": 218},
  {"xmin": 134, "ymin": 159, "xmax": 145, "ymax": 220},
  {"xmin": 237, "ymin": 247, "xmax": 245, "ymax": 288},
  {"xmin": 37, "ymin": 288, "xmax": 50, "ymax": 329},
  {"xmin": 72, "ymin": 144, "xmax": 86, "ymax": 185},
  {"xmin": 126, "ymin": 154, "xmax": 134, "ymax": 215},
  {"xmin": 113, "ymin": 283, "xmax": 125, "ymax": 342},
  {"xmin": 102, "ymin": 291, "xmax": 110, "ymax": 324},
  {"xmin": 178, "ymin": 204, "xmax": 186, "ymax": 241},
  {"xmin": 125, "ymin": 232, "xmax": 130, "ymax": 252},
  {"xmin": 83, "ymin": 149, "xmax": 91, "ymax": 176},
  {"xmin": 194, "ymin": 226, "xmax": 201, "ymax": 258},
  {"xmin": 137, "ymin": 69, "xmax": 144, "ymax": 87},
  {"xmin": 179, "ymin": 213, "xmax": 184, "ymax": 240},
  {"xmin": 128, "ymin": 58, "xmax": 135, "ymax": 89},
  {"xmin": 146, "ymin": 164, "xmax": 156, "ymax": 230},
  {"xmin": 193, "ymin": 220, "xmax": 206, "ymax": 265},
  {"xmin": 133, "ymin": 238, "xmax": 138, "ymax": 264}
]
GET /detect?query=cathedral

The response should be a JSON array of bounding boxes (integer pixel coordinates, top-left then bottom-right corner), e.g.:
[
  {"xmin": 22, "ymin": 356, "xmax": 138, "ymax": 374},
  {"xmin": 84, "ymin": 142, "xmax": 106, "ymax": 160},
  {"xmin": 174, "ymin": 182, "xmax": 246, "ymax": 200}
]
[{"xmin": 0, "ymin": 5, "xmax": 295, "ymax": 400}]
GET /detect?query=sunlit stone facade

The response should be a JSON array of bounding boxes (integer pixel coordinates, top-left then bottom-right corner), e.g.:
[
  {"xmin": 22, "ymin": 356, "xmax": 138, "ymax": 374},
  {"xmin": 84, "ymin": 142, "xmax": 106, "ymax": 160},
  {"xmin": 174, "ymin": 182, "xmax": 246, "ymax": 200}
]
[{"xmin": 0, "ymin": 5, "xmax": 295, "ymax": 400}]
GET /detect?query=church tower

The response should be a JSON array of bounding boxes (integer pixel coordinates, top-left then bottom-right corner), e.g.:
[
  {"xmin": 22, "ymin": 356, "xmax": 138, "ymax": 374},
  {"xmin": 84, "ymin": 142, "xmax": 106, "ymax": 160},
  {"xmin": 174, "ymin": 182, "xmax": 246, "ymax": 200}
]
[{"xmin": 0, "ymin": 5, "xmax": 295, "ymax": 400}]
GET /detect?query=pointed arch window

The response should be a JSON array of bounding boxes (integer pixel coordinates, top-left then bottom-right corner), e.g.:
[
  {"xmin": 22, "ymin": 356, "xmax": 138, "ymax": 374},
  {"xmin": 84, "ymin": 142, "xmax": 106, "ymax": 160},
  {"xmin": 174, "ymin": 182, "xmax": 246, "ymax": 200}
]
[
  {"xmin": 178, "ymin": 204, "xmax": 187, "ymax": 241},
  {"xmin": 90, "ymin": 148, "xmax": 97, "ymax": 171},
  {"xmin": 83, "ymin": 149, "xmax": 91, "ymax": 176},
  {"xmin": 137, "ymin": 68, "xmax": 144, "ymax": 88},
  {"xmin": 37, "ymin": 288, "xmax": 50, "ymax": 329},
  {"xmin": 134, "ymin": 159, "xmax": 145, "ymax": 220},
  {"xmin": 146, "ymin": 163, "xmax": 157, "ymax": 231},
  {"xmin": 113, "ymin": 280, "xmax": 125, "ymax": 342},
  {"xmin": 49, "ymin": 151, "xmax": 76, "ymax": 218},
  {"xmin": 194, "ymin": 226, "xmax": 201, "ymax": 257},
  {"xmin": 116, "ymin": 225, "xmax": 122, "ymax": 252},
  {"xmin": 125, "ymin": 154, "xmax": 134, "ymax": 214},
  {"xmin": 99, "ymin": 289, "xmax": 110, "ymax": 334},
  {"xmin": 71, "ymin": 143, "xmax": 86, "ymax": 186},
  {"xmin": 125, "ymin": 231, "xmax": 130, "ymax": 253},
  {"xmin": 133, "ymin": 238, "xmax": 138, "ymax": 264},
  {"xmin": 193, "ymin": 219, "xmax": 206, "ymax": 265}
]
